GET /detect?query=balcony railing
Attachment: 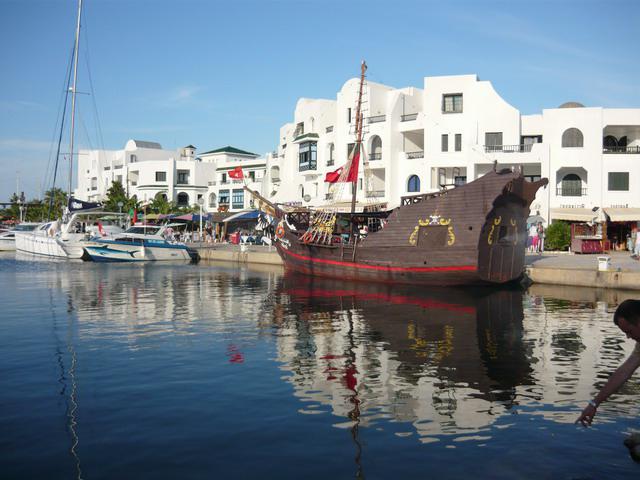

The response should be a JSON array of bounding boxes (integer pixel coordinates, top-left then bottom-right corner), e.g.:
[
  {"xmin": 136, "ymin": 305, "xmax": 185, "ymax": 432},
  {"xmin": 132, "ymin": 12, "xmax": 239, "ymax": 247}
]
[
  {"xmin": 369, "ymin": 153, "xmax": 382, "ymax": 161},
  {"xmin": 299, "ymin": 161, "xmax": 317, "ymax": 172},
  {"xmin": 366, "ymin": 190, "xmax": 385, "ymax": 198},
  {"xmin": 556, "ymin": 187, "xmax": 587, "ymax": 196},
  {"xmin": 401, "ymin": 113, "xmax": 418, "ymax": 122},
  {"xmin": 327, "ymin": 159, "xmax": 335, "ymax": 166},
  {"xmin": 367, "ymin": 115, "xmax": 386, "ymax": 124},
  {"xmin": 603, "ymin": 146, "xmax": 640, "ymax": 154},
  {"xmin": 484, "ymin": 144, "xmax": 534, "ymax": 153},
  {"xmin": 208, "ymin": 181, "xmax": 217, "ymax": 186},
  {"xmin": 406, "ymin": 151, "xmax": 424, "ymax": 159}
]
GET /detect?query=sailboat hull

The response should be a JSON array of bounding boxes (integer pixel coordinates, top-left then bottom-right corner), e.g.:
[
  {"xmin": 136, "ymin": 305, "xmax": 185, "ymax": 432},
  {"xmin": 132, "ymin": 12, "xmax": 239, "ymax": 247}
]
[{"xmin": 15, "ymin": 231, "xmax": 68, "ymax": 258}]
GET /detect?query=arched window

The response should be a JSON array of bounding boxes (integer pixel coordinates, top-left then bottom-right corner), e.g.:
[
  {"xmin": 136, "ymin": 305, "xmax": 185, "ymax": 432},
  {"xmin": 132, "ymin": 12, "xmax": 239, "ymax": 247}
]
[
  {"xmin": 155, "ymin": 192, "xmax": 167, "ymax": 201},
  {"xmin": 407, "ymin": 175, "xmax": 420, "ymax": 192},
  {"xmin": 177, "ymin": 192, "xmax": 189, "ymax": 207},
  {"xmin": 562, "ymin": 128, "xmax": 584, "ymax": 148},
  {"xmin": 208, "ymin": 192, "xmax": 216, "ymax": 208},
  {"xmin": 270, "ymin": 166, "xmax": 280, "ymax": 182},
  {"xmin": 561, "ymin": 174, "xmax": 582, "ymax": 196},
  {"xmin": 370, "ymin": 136, "xmax": 382, "ymax": 160},
  {"xmin": 327, "ymin": 143, "xmax": 335, "ymax": 166}
]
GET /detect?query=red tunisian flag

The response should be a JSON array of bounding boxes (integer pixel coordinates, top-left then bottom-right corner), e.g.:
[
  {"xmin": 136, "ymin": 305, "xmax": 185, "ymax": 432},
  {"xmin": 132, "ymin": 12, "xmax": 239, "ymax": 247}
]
[
  {"xmin": 132, "ymin": 209, "xmax": 138, "ymax": 224},
  {"xmin": 324, "ymin": 167, "xmax": 343, "ymax": 183},
  {"xmin": 325, "ymin": 147, "xmax": 360, "ymax": 183},
  {"xmin": 346, "ymin": 150, "xmax": 360, "ymax": 183},
  {"xmin": 229, "ymin": 166, "xmax": 244, "ymax": 179}
]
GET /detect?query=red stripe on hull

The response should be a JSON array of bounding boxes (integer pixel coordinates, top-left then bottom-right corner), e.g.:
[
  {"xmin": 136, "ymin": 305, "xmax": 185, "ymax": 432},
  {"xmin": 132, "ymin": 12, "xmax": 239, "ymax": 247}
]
[{"xmin": 280, "ymin": 247, "xmax": 477, "ymax": 273}]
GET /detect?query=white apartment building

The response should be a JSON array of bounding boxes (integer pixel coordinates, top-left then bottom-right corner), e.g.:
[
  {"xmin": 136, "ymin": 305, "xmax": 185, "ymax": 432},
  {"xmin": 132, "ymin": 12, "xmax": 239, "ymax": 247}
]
[
  {"xmin": 198, "ymin": 146, "xmax": 265, "ymax": 212},
  {"xmin": 265, "ymin": 73, "xmax": 640, "ymax": 242},
  {"xmin": 76, "ymin": 140, "xmax": 267, "ymax": 212}
]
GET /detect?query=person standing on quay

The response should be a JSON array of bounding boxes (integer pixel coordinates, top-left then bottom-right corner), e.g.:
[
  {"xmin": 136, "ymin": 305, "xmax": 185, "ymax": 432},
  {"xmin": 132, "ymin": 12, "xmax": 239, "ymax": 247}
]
[{"xmin": 536, "ymin": 222, "xmax": 545, "ymax": 253}]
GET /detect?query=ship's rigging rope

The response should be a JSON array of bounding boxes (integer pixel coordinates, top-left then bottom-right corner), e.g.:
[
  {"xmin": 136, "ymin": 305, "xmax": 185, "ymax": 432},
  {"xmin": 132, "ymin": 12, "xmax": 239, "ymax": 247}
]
[{"xmin": 299, "ymin": 62, "xmax": 372, "ymax": 246}]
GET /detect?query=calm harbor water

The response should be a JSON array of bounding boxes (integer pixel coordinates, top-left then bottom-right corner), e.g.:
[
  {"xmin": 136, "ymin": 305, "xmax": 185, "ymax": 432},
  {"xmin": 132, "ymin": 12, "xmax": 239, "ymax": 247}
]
[{"xmin": 1, "ymin": 253, "xmax": 639, "ymax": 479}]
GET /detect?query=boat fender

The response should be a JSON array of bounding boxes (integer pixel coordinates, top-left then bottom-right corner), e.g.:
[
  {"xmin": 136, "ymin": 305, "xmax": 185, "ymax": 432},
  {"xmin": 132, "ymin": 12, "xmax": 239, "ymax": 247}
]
[{"xmin": 275, "ymin": 223, "xmax": 285, "ymax": 240}]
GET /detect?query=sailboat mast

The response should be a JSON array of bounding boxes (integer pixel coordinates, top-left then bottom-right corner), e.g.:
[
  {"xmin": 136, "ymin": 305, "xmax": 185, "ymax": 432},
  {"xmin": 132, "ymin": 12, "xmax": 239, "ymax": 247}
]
[
  {"xmin": 350, "ymin": 61, "xmax": 367, "ymax": 215},
  {"xmin": 68, "ymin": 0, "xmax": 83, "ymax": 201}
]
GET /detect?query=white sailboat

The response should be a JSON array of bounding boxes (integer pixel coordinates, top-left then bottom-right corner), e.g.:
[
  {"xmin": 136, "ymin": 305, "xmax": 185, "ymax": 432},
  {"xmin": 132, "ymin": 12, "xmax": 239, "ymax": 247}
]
[{"xmin": 14, "ymin": 0, "xmax": 120, "ymax": 259}]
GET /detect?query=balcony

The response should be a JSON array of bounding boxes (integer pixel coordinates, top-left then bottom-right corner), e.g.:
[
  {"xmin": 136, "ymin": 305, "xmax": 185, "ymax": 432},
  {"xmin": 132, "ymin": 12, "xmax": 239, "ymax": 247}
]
[
  {"xmin": 484, "ymin": 144, "xmax": 533, "ymax": 153},
  {"xmin": 365, "ymin": 190, "xmax": 385, "ymax": 198},
  {"xmin": 299, "ymin": 161, "xmax": 317, "ymax": 172},
  {"xmin": 556, "ymin": 187, "xmax": 587, "ymax": 197},
  {"xmin": 401, "ymin": 113, "xmax": 418, "ymax": 122},
  {"xmin": 293, "ymin": 132, "xmax": 319, "ymax": 144},
  {"xmin": 327, "ymin": 160, "xmax": 335, "ymax": 166},
  {"xmin": 603, "ymin": 146, "xmax": 640, "ymax": 154},
  {"xmin": 369, "ymin": 153, "xmax": 382, "ymax": 161},
  {"xmin": 367, "ymin": 115, "xmax": 386, "ymax": 124},
  {"xmin": 406, "ymin": 151, "xmax": 424, "ymax": 159},
  {"xmin": 208, "ymin": 181, "xmax": 217, "ymax": 186}
]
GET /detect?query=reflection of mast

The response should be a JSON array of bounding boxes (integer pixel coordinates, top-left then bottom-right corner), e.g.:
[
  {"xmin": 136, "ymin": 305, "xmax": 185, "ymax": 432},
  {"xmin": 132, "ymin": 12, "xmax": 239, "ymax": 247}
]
[
  {"xmin": 51, "ymin": 287, "xmax": 83, "ymax": 480},
  {"xmin": 344, "ymin": 308, "xmax": 364, "ymax": 479}
]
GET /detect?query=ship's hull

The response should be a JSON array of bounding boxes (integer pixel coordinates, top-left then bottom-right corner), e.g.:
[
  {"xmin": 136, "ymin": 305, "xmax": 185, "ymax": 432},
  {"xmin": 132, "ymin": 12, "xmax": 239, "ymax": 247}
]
[
  {"xmin": 274, "ymin": 170, "xmax": 547, "ymax": 286},
  {"xmin": 276, "ymin": 244, "xmax": 482, "ymax": 285}
]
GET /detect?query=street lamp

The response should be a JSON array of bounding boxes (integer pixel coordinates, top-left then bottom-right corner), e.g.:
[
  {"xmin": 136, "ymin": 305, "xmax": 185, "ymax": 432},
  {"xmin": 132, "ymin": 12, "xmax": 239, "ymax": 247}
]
[
  {"xmin": 117, "ymin": 201, "xmax": 123, "ymax": 214},
  {"xmin": 197, "ymin": 197, "xmax": 204, "ymax": 242}
]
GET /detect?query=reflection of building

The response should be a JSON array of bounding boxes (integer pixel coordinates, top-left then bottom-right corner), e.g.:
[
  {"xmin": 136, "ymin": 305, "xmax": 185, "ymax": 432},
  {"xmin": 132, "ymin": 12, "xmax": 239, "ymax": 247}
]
[
  {"xmin": 265, "ymin": 73, "xmax": 640, "ymax": 232},
  {"xmin": 41, "ymin": 262, "xmax": 281, "ymax": 344},
  {"xmin": 271, "ymin": 276, "xmax": 639, "ymax": 441}
]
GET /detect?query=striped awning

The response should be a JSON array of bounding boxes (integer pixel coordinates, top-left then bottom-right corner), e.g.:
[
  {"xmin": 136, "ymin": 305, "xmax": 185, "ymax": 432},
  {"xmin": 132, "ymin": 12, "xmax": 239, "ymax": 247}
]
[
  {"xmin": 604, "ymin": 208, "xmax": 640, "ymax": 222},
  {"xmin": 550, "ymin": 208, "xmax": 597, "ymax": 222}
]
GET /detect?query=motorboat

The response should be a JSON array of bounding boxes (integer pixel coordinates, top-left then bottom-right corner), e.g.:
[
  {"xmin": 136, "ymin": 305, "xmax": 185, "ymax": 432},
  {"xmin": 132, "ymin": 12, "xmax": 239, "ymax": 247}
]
[
  {"xmin": 0, "ymin": 223, "xmax": 39, "ymax": 251},
  {"xmin": 82, "ymin": 224, "xmax": 199, "ymax": 262}
]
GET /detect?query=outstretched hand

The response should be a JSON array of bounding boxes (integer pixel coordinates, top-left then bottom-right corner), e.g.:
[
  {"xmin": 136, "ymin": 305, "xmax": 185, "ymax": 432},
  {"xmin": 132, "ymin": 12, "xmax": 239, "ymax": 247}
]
[{"xmin": 576, "ymin": 404, "xmax": 597, "ymax": 426}]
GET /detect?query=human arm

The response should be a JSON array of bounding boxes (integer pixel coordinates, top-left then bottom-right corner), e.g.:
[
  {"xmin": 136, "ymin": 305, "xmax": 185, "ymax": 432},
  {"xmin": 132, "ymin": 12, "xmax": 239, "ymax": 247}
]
[{"xmin": 577, "ymin": 349, "xmax": 640, "ymax": 426}]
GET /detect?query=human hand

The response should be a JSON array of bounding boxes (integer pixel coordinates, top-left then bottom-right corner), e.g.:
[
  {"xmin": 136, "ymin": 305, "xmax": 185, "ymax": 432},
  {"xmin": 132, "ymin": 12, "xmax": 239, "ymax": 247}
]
[{"xmin": 576, "ymin": 403, "xmax": 597, "ymax": 426}]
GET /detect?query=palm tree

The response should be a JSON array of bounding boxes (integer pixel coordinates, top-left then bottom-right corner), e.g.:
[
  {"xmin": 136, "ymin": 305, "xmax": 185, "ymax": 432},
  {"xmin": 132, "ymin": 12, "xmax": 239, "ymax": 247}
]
[{"xmin": 43, "ymin": 188, "xmax": 68, "ymax": 220}]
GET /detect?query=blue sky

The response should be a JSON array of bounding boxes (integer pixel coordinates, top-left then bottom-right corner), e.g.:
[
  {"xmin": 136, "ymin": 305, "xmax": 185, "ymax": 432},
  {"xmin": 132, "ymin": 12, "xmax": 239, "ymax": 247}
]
[{"xmin": 0, "ymin": 0, "xmax": 638, "ymax": 201}]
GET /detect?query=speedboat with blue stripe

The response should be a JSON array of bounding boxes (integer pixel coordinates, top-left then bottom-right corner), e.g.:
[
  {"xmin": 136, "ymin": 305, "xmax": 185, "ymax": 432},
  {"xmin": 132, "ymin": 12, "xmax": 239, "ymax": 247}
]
[{"xmin": 82, "ymin": 225, "xmax": 199, "ymax": 262}]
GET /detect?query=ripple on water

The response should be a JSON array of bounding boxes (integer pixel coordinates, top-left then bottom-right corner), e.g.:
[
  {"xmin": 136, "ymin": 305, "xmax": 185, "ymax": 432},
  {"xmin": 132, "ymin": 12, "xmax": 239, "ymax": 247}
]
[{"xmin": 0, "ymin": 256, "xmax": 639, "ymax": 479}]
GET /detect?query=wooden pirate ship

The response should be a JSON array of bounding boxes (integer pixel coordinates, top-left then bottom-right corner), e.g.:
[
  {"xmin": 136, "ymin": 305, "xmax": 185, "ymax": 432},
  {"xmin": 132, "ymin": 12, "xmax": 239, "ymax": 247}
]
[{"xmin": 248, "ymin": 62, "xmax": 548, "ymax": 286}]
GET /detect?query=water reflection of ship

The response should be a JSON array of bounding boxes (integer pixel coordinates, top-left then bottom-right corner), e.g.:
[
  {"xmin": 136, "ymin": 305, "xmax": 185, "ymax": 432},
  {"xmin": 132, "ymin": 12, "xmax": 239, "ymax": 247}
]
[{"xmin": 271, "ymin": 274, "xmax": 532, "ymax": 441}]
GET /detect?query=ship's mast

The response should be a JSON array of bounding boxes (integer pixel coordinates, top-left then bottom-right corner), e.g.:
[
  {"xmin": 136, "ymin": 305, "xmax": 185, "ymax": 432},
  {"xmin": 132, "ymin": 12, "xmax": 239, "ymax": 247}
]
[
  {"xmin": 68, "ymin": 0, "xmax": 83, "ymax": 200},
  {"xmin": 350, "ymin": 61, "xmax": 367, "ymax": 215}
]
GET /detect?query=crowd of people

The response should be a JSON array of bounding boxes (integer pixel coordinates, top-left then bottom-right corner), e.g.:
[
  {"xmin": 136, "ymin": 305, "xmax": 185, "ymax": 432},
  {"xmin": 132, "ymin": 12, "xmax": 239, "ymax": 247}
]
[{"xmin": 527, "ymin": 221, "xmax": 545, "ymax": 253}]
